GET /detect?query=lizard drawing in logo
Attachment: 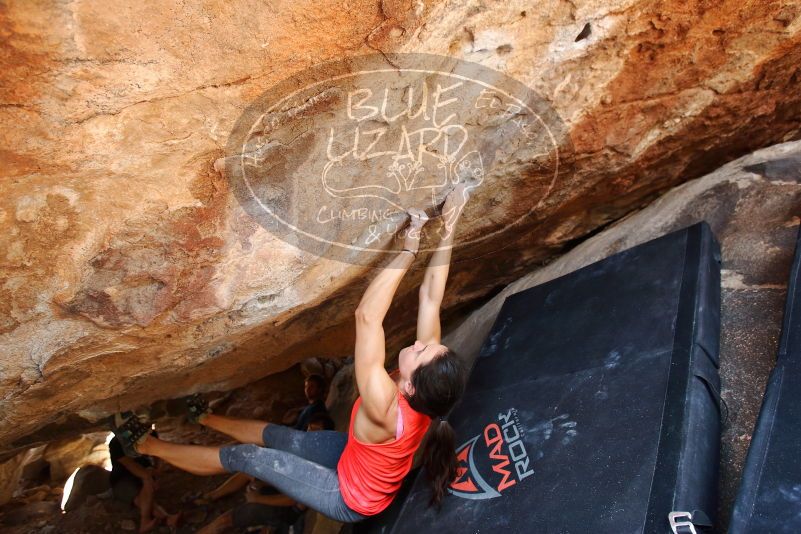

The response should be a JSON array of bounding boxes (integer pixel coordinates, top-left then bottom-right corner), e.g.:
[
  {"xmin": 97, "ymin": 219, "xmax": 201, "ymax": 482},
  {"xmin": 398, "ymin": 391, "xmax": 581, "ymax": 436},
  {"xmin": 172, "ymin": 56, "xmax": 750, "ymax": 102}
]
[{"xmin": 320, "ymin": 113, "xmax": 484, "ymax": 239}]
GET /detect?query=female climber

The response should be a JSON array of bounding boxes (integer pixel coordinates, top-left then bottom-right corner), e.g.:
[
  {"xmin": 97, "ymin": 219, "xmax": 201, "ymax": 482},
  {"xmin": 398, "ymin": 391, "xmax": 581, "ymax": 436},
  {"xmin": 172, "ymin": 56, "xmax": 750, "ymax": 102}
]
[{"xmin": 111, "ymin": 184, "xmax": 470, "ymax": 522}]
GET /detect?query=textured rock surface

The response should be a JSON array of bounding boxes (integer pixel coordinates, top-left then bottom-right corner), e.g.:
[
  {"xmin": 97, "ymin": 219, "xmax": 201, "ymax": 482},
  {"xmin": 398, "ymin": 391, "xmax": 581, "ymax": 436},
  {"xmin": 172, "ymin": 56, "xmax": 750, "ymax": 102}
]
[
  {"xmin": 325, "ymin": 362, "xmax": 358, "ymax": 432},
  {"xmin": 442, "ymin": 140, "xmax": 801, "ymax": 530},
  {"xmin": 0, "ymin": 447, "xmax": 44, "ymax": 506},
  {"xmin": 2, "ymin": 0, "xmax": 801, "ymax": 451},
  {"xmin": 41, "ymin": 433, "xmax": 109, "ymax": 483}
]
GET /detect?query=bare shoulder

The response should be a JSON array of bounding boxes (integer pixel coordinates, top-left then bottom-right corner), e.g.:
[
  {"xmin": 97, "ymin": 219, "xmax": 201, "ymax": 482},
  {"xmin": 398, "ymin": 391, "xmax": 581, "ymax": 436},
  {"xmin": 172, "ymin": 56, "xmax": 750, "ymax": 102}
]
[{"xmin": 353, "ymin": 392, "xmax": 400, "ymax": 444}]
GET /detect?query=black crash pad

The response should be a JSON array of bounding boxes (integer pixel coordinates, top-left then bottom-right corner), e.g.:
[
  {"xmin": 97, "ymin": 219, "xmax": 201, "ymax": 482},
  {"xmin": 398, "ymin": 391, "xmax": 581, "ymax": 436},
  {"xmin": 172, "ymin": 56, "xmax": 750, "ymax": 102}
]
[
  {"xmin": 357, "ymin": 222, "xmax": 722, "ymax": 534},
  {"xmin": 730, "ymin": 226, "xmax": 801, "ymax": 533}
]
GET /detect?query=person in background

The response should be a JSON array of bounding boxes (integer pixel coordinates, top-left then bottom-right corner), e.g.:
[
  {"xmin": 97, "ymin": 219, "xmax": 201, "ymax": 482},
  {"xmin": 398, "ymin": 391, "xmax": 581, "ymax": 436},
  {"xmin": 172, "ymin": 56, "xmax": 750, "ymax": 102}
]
[
  {"xmin": 108, "ymin": 430, "xmax": 180, "ymax": 533},
  {"xmin": 196, "ymin": 478, "xmax": 306, "ymax": 534},
  {"xmin": 287, "ymin": 374, "xmax": 329, "ymax": 431}
]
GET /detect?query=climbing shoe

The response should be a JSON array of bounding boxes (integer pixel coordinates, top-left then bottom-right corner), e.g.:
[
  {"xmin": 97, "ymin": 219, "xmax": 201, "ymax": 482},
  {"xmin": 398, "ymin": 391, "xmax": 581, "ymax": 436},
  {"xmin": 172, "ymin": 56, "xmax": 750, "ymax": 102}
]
[
  {"xmin": 185, "ymin": 393, "xmax": 211, "ymax": 424},
  {"xmin": 109, "ymin": 411, "xmax": 151, "ymax": 457}
]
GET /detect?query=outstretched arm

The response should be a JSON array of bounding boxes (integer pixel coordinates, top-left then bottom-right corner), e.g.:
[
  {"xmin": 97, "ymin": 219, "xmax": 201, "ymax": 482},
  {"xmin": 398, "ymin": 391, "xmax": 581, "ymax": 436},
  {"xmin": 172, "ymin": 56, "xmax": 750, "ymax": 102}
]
[
  {"xmin": 245, "ymin": 486, "xmax": 297, "ymax": 507},
  {"xmin": 119, "ymin": 457, "xmax": 154, "ymax": 484},
  {"xmin": 417, "ymin": 185, "xmax": 469, "ymax": 344},
  {"xmin": 354, "ymin": 210, "xmax": 429, "ymax": 424},
  {"xmin": 204, "ymin": 472, "xmax": 251, "ymax": 501}
]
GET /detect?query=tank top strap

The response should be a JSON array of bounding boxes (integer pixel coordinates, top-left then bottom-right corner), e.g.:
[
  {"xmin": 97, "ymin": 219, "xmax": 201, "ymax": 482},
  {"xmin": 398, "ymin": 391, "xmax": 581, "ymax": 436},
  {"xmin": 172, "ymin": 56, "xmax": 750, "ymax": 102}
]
[
  {"xmin": 396, "ymin": 394, "xmax": 404, "ymax": 439},
  {"xmin": 396, "ymin": 391, "xmax": 431, "ymax": 436}
]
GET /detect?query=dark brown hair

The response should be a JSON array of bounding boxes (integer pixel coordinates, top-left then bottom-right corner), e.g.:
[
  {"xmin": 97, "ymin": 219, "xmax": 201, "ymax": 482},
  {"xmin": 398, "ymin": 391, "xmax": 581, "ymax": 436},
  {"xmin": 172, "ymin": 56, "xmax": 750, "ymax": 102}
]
[
  {"xmin": 305, "ymin": 373, "xmax": 326, "ymax": 389},
  {"xmin": 403, "ymin": 349, "xmax": 467, "ymax": 508}
]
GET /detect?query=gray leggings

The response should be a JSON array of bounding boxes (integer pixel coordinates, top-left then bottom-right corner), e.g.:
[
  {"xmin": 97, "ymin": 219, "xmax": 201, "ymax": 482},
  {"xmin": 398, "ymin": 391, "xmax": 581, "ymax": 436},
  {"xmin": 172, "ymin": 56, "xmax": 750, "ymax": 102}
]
[{"xmin": 219, "ymin": 424, "xmax": 367, "ymax": 523}]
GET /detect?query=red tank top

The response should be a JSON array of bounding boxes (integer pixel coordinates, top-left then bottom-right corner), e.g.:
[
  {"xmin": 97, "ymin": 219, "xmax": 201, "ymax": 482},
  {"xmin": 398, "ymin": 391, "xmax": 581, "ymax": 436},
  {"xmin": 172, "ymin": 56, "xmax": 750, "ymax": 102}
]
[{"xmin": 337, "ymin": 392, "xmax": 431, "ymax": 515}]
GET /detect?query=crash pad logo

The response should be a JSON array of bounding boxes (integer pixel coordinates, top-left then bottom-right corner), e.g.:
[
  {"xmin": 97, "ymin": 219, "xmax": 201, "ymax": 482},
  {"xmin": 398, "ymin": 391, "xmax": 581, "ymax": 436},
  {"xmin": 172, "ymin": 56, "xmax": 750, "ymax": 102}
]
[
  {"xmin": 221, "ymin": 53, "xmax": 568, "ymax": 265},
  {"xmin": 450, "ymin": 408, "xmax": 534, "ymax": 500}
]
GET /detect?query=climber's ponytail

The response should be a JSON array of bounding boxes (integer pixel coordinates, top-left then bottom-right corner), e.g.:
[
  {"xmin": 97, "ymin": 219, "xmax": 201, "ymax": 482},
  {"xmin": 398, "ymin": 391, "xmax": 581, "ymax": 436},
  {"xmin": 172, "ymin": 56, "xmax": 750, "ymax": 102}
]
[
  {"xmin": 404, "ymin": 349, "xmax": 467, "ymax": 508},
  {"xmin": 420, "ymin": 417, "xmax": 458, "ymax": 507}
]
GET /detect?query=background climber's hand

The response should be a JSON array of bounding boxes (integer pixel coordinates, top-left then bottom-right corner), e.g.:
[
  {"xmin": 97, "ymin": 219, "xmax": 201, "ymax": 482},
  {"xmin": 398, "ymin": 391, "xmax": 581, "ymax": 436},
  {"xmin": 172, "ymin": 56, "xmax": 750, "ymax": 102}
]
[
  {"xmin": 442, "ymin": 183, "xmax": 470, "ymax": 216},
  {"xmin": 404, "ymin": 207, "xmax": 430, "ymax": 249}
]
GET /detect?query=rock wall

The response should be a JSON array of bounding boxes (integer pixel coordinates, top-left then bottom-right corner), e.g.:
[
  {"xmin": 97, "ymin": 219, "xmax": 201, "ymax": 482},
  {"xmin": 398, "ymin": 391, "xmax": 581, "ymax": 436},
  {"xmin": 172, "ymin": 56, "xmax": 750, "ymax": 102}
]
[
  {"xmin": 443, "ymin": 140, "xmax": 801, "ymax": 528},
  {"xmin": 2, "ymin": 0, "xmax": 801, "ymax": 451},
  {"xmin": 0, "ymin": 447, "xmax": 44, "ymax": 506}
]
